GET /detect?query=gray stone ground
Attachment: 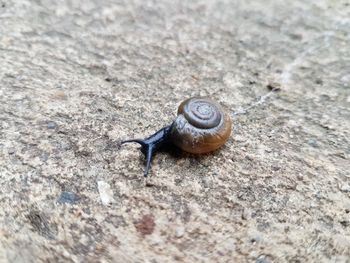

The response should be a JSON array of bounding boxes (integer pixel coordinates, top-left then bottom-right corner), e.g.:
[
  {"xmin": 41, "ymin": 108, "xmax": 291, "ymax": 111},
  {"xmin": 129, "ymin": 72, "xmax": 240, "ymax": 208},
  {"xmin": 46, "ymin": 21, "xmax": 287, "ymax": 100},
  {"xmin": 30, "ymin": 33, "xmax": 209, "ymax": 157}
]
[{"xmin": 0, "ymin": 0, "xmax": 349, "ymax": 262}]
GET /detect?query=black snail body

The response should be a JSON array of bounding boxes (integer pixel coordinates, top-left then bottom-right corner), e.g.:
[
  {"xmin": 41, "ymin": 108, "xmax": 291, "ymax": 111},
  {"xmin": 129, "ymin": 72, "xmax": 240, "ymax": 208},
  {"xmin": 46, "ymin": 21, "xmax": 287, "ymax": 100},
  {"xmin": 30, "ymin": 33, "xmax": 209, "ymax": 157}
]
[{"xmin": 121, "ymin": 97, "xmax": 232, "ymax": 177}]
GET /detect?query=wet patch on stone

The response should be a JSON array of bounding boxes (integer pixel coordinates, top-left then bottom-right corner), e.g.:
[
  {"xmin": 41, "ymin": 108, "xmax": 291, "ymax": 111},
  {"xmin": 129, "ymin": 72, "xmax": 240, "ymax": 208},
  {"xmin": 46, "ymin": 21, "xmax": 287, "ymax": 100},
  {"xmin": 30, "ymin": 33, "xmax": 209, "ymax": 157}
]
[{"xmin": 135, "ymin": 214, "xmax": 155, "ymax": 236}]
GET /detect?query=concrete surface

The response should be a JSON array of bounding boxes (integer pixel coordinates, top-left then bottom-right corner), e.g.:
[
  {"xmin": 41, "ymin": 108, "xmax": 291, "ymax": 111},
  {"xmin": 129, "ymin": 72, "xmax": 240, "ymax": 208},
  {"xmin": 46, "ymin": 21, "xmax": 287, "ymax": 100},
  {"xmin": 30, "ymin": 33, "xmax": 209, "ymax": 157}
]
[{"xmin": 1, "ymin": 0, "xmax": 350, "ymax": 262}]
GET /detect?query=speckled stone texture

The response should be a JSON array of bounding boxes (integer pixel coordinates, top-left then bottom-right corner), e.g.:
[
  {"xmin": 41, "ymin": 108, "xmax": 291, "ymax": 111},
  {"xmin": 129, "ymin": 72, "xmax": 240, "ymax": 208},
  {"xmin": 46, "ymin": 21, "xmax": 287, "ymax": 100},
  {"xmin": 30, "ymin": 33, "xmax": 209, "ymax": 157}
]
[{"xmin": 0, "ymin": 0, "xmax": 349, "ymax": 262}]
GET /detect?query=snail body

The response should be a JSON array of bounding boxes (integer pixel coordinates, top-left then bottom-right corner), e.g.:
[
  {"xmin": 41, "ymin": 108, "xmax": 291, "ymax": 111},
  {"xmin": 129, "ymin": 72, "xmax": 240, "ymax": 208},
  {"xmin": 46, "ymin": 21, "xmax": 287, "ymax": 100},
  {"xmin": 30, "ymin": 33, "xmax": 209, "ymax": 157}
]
[{"xmin": 121, "ymin": 97, "xmax": 232, "ymax": 176}]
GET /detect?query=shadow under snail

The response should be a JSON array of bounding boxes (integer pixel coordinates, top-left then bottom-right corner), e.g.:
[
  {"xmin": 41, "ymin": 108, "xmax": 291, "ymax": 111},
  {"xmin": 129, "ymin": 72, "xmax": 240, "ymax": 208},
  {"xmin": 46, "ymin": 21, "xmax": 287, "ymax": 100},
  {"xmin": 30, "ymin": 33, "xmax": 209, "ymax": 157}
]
[{"xmin": 121, "ymin": 97, "xmax": 232, "ymax": 177}]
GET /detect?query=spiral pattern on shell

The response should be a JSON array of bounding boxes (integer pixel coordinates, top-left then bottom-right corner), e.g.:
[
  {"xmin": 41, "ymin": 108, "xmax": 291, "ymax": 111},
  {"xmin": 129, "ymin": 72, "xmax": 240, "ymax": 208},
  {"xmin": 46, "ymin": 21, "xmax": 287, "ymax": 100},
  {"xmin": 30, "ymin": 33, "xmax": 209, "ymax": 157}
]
[{"xmin": 170, "ymin": 97, "xmax": 232, "ymax": 154}]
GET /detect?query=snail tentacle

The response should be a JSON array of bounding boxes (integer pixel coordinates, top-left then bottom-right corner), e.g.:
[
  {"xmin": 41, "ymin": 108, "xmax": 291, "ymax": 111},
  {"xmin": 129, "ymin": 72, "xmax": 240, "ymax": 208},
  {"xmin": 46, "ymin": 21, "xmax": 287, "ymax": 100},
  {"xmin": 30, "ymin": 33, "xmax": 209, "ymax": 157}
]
[
  {"xmin": 121, "ymin": 139, "xmax": 146, "ymax": 146},
  {"xmin": 121, "ymin": 125, "xmax": 172, "ymax": 177}
]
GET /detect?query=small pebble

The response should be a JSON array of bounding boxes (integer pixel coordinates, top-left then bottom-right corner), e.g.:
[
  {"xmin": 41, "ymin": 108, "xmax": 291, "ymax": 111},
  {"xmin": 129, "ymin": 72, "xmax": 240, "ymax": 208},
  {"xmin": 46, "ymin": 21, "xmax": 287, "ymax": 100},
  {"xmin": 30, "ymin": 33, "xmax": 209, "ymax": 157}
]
[
  {"xmin": 47, "ymin": 121, "xmax": 57, "ymax": 129},
  {"xmin": 271, "ymin": 165, "xmax": 281, "ymax": 171},
  {"xmin": 8, "ymin": 148, "xmax": 15, "ymax": 154},
  {"xmin": 339, "ymin": 184, "xmax": 350, "ymax": 192},
  {"xmin": 58, "ymin": 191, "xmax": 80, "ymax": 204},
  {"xmin": 297, "ymin": 173, "xmax": 304, "ymax": 180},
  {"xmin": 97, "ymin": 181, "xmax": 115, "ymax": 205},
  {"xmin": 265, "ymin": 147, "xmax": 272, "ymax": 153},
  {"xmin": 175, "ymin": 227, "xmax": 185, "ymax": 238},
  {"xmin": 341, "ymin": 74, "xmax": 350, "ymax": 86},
  {"xmin": 307, "ymin": 139, "xmax": 318, "ymax": 148},
  {"xmin": 266, "ymin": 81, "xmax": 281, "ymax": 91}
]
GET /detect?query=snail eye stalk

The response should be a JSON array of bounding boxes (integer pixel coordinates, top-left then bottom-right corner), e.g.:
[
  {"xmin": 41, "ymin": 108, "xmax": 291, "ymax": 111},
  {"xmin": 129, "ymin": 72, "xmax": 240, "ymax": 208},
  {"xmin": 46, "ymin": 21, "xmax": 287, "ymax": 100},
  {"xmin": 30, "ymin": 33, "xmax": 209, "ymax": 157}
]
[{"xmin": 121, "ymin": 126, "xmax": 172, "ymax": 177}]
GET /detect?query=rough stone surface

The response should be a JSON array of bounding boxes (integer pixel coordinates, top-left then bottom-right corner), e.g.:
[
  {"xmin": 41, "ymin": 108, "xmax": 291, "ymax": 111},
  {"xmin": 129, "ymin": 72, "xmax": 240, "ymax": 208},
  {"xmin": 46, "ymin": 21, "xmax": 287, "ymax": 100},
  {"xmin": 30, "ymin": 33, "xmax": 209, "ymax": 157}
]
[{"xmin": 0, "ymin": 0, "xmax": 349, "ymax": 262}]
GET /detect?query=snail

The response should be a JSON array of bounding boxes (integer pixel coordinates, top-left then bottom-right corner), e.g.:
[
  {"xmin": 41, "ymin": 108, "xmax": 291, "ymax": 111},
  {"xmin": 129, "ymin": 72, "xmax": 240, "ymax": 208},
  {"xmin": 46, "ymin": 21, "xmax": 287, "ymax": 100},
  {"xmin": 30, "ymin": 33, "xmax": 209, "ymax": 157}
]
[{"xmin": 121, "ymin": 97, "xmax": 232, "ymax": 177}]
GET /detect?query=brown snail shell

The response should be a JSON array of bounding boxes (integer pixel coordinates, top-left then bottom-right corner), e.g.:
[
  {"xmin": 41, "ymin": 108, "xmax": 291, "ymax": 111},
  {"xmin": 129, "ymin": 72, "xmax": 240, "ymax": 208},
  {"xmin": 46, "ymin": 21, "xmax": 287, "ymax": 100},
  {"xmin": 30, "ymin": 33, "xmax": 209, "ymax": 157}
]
[{"xmin": 170, "ymin": 97, "xmax": 232, "ymax": 154}]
